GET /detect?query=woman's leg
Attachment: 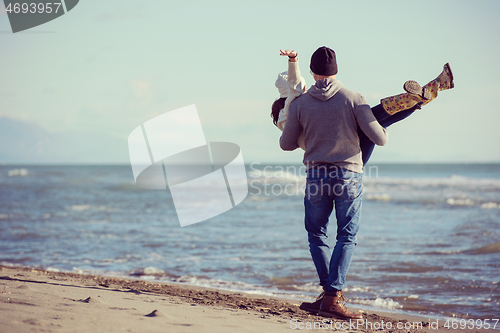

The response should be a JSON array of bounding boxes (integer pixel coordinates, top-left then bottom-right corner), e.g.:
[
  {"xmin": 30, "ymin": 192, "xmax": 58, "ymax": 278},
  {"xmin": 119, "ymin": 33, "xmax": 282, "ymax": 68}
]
[
  {"xmin": 372, "ymin": 103, "xmax": 420, "ymax": 127},
  {"xmin": 359, "ymin": 103, "xmax": 421, "ymax": 165},
  {"xmin": 381, "ymin": 63, "xmax": 454, "ymax": 115},
  {"xmin": 359, "ymin": 64, "xmax": 454, "ymax": 165}
]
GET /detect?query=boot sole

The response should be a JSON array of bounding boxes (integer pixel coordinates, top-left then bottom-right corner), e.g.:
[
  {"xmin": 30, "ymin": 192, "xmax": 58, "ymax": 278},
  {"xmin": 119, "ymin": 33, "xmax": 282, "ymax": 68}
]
[
  {"xmin": 403, "ymin": 80, "xmax": 431, "ymax": 100},
  {"xmin": 299, "ymin": 305, "xmax": 320, "ymax": 314},
  {"xmin": 318, "ymin": 310, "xmax": 362, "ymax": 320},
  {"xmin": 444, "ymin": 63, "xmax": 454, "ymax": 89}
]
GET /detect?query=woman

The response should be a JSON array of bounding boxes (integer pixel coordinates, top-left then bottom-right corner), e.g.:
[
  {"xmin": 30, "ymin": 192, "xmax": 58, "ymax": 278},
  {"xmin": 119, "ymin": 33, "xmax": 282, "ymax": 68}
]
[{"xmin": 272, "ymin": 49, "xmax": 454, "ymax": 165}]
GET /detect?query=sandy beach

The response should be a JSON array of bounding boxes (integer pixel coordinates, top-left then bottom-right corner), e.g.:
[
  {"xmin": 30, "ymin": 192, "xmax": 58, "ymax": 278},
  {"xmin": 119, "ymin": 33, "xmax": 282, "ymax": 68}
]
[{"xmin": 1, "ymin": 265, "xmax": 495, "ymax": 333}]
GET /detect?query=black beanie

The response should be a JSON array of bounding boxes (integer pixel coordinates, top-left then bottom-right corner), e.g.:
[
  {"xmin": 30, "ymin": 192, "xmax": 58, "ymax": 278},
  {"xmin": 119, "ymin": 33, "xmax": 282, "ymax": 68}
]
[{"xmin": 310, "ymin": 46, "xmax": 338, "ymax": 76}]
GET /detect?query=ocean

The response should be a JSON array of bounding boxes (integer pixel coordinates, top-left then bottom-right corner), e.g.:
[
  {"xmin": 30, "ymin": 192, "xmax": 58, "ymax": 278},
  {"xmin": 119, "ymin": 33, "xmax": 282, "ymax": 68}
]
[{"xmin": 1, "ymin": 163, "xmax": 499, "ymax": 320}]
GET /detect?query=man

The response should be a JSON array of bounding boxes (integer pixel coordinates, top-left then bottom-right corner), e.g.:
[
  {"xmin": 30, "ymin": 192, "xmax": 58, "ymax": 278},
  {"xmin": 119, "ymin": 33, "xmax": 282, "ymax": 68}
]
[{"xmin": 280, "ymin": 46, "xmax": 388, "ymax": 320}]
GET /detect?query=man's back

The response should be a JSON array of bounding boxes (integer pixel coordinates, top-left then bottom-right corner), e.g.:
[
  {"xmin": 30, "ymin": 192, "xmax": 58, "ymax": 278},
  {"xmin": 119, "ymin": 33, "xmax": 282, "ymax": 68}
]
[{"xmin": 280, "ymin": 78, "xmax": 388, "ymax": 173}]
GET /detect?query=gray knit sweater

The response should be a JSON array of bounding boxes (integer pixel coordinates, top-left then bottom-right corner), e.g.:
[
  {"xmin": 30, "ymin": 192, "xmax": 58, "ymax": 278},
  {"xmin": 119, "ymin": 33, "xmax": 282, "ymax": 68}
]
[{"xmin": 279, "ymin": 78, "xmax": 388, "ymax": 173}]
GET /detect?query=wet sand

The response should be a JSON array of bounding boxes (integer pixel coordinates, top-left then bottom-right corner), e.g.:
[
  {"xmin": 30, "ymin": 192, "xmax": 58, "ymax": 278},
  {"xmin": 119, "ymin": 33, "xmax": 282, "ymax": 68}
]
[{"xmin": 0, "ymin": 265, "xmax": 492, "ymax": 333}]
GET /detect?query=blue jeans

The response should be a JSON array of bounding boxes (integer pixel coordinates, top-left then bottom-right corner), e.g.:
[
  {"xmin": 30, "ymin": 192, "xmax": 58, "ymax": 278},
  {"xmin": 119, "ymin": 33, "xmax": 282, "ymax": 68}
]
[{"xmin": 304, "ymin": 165, "xmax": 363, "ymax": 292}]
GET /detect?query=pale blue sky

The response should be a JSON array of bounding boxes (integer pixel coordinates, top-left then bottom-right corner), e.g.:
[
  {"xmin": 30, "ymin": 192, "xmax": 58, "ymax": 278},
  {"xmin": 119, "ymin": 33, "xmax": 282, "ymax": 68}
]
[{"xmin": 1, "ymin": 0, "xmax": 499, "ymax": 164}]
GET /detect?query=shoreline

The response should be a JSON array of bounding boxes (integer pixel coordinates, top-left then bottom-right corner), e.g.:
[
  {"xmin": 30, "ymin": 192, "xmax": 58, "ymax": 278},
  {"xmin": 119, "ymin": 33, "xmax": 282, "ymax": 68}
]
[
  {"xmin": 1, "ymin": 265, "xmax": 495, "ymax": 333},
  {"xmin": 0, "ymin": 263, "xmax": 454, "ymax": 321}
]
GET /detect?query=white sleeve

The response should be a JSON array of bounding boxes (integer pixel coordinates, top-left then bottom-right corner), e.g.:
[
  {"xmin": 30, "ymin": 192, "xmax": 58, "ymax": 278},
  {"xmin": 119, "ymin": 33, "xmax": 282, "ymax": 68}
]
[
  {"xmin": 277, "ymin": 59, "xmax": 306, "ymax": 150},
  {"xmin": 282, "ymin": 60, "xmax": 305, "ymax": 120}
]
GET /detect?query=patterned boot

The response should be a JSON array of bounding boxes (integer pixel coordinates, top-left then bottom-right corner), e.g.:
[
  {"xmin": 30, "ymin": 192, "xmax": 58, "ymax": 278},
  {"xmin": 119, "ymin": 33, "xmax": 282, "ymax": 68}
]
[
  {"xmin": 380, "ymin": 88, "xmax": 424, "ymax": 115},
  {"xmin": 381, "ymin": 63, "xmax": 454, "ymax": 115},
  {"xmin": 418, "ymin": 62, "xmax": 454, "ymax": 106}
]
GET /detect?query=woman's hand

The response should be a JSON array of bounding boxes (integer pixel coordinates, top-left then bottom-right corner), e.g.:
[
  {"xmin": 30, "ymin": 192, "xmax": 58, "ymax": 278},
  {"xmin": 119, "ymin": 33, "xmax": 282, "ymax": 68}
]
[{"xmin": 280, "ymin": 49, "xmax": 297, "ymax": 58}]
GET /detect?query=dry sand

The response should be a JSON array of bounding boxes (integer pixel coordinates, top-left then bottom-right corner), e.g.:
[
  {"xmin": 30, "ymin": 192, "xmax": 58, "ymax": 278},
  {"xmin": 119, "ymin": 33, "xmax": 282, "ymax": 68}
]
[{"xmin": 0, "ymin": 265, "xmax": 492, "ymax": 333}]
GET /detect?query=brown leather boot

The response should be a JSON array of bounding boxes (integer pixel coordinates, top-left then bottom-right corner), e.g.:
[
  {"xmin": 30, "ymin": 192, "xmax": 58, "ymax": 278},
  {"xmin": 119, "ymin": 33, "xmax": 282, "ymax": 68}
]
[
  {"xmin": 319, "ymin": 290, "xmax": 362, "ymax": 320},
  {"xmin": 299, "ymin": 291, "xmax": 325, "ymax": 313}
]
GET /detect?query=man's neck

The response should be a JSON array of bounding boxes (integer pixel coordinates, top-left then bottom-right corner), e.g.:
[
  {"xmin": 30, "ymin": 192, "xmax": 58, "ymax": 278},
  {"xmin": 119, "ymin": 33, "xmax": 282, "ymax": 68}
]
[{"xmin": 313, "ymin": 74, "xmax": 336, "ymax": 82}]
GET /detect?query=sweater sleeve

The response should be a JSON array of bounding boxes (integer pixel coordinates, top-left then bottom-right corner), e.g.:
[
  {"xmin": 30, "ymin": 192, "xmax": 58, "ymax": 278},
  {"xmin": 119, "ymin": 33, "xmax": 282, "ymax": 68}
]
[
  {"xmin": 283, "ymin": 60, "xmax": 305, "ymax": 116},
  {"xmin": 354, "ymin": 102, "xmax": 389, "ymax": 147},
  {"xmin": 279, "ymin": 102, "xmax": 302, "ymax": 151}
]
